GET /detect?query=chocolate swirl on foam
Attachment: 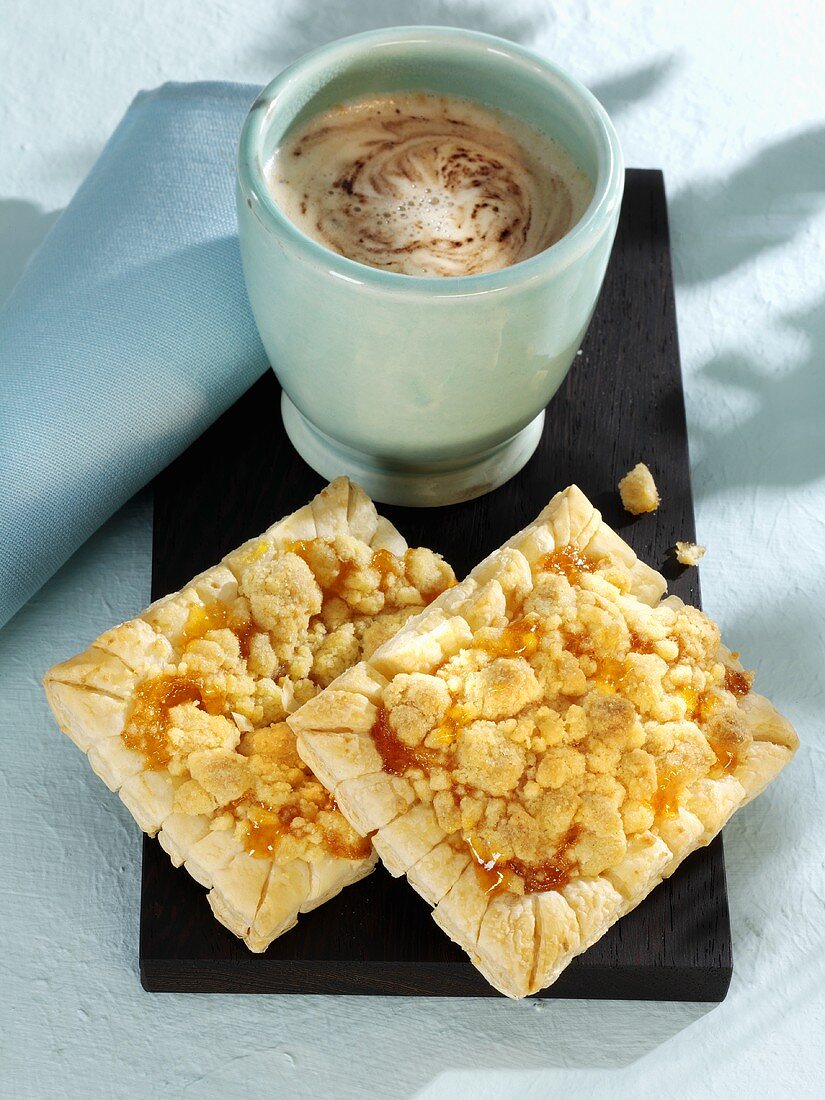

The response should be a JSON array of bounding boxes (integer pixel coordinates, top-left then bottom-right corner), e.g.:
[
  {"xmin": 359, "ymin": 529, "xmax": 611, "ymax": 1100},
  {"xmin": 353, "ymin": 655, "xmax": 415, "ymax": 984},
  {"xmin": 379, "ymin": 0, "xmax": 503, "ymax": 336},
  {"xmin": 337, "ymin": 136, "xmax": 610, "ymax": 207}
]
[{"xmin": 267, "ymin": 93, "xmax": 594, "ymax": 278}]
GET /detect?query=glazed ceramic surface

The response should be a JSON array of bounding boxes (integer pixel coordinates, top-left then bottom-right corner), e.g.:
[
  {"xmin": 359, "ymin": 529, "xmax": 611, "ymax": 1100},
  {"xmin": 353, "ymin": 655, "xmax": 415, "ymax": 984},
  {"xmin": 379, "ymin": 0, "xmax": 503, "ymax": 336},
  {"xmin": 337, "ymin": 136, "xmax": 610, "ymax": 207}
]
[{"xmin": 237, "ymin": 27, "xmax": 623, "ymax": 505}]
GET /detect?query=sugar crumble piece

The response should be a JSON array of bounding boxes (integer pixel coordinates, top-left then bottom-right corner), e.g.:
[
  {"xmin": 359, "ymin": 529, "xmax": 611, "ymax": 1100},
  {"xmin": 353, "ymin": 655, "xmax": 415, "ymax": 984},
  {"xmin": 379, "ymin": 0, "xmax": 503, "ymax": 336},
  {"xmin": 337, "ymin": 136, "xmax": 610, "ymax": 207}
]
[
  {"xmin": 618, "ymin": 463, "xmax": 660, "ymax": 515},
  {"xmin": 675, "ymin": 541, "xmax": 706, "ymax": 567}
]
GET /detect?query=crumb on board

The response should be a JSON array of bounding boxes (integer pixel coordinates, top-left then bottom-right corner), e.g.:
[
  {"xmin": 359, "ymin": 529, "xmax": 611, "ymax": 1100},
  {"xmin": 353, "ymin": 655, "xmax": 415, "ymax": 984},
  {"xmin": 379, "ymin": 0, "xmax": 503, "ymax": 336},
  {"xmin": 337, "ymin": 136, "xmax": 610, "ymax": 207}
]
[
  {"xmin": 675, "ymin": 541, "xmax": 706, "ymax": 567},
  {"xmin": 618, "ymin": 463, "xmax": 660, "ymax": 515}
]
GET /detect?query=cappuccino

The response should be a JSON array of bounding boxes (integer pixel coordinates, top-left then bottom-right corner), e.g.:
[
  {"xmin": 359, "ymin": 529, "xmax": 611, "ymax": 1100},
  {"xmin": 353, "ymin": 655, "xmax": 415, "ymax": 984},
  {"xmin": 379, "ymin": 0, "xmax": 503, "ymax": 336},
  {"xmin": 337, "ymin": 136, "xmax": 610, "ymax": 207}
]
[{"xmin": 266, "ymin": 92, "xmax": 594, "ymax": 277}]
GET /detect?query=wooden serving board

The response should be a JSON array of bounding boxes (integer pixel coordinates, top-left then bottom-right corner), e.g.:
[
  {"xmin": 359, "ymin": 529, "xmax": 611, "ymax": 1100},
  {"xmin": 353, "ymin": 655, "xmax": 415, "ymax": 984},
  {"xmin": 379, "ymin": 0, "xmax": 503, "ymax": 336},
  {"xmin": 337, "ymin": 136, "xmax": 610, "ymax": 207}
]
[{"xmin": 140, "ymin": 169, "xmax": 732, "ymax": 1000}]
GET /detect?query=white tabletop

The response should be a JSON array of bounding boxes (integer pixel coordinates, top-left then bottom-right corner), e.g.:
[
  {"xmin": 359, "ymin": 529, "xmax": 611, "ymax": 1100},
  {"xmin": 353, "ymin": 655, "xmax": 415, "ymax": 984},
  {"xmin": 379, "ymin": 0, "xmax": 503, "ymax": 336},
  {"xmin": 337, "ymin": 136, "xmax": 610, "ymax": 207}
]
[{"xmin": 2, "ymin": 2, "xmax": 823, "ymax": 1096}]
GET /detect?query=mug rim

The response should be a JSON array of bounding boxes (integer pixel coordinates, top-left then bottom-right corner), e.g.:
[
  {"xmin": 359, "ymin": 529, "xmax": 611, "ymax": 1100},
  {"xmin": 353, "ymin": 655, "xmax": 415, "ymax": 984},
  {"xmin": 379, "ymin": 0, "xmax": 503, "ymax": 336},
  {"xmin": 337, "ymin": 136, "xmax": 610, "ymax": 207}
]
[{"xmin": 238, "ymin": 26, "xmax": 624, "ymax": 296}]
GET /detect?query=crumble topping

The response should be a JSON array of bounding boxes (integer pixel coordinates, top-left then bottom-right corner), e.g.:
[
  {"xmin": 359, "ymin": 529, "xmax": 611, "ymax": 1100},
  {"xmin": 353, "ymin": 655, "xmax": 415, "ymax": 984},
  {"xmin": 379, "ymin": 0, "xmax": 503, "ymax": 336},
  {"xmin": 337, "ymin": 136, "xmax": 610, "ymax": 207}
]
[
  {"xmin": 675, "ymin": 540, "xmax": 707, "ymax": 567},
  {"xmin": 372, "ymin": 545, "xmax": 752, "ymax": 894},
  {"xmin": 122, "ymin": 539, "xmax": 455, "ymax": 864},
  {"xmin": 618, "ymin": 463, "xmax": 660, "ymax": 515}
]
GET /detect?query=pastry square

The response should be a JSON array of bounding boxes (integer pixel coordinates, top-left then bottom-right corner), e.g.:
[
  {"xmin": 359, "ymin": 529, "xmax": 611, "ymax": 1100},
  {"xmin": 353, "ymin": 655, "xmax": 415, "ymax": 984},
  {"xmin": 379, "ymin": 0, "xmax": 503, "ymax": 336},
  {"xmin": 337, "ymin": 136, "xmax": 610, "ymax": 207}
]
[
  {"xmin": 43, "ymin": 478, "xmax": 455, "ymax": 952},
  {"xmin": 289, "ymin": 485, "xmax": 798, "ymax": 997}
]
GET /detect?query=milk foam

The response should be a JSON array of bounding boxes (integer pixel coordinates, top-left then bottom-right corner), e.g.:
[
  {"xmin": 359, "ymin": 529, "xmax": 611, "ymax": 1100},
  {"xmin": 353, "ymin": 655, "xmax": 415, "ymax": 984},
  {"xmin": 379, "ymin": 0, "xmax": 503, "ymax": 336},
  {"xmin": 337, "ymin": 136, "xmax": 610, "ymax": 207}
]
[{"xmin": 266, "ymin": 92, "xmax": 594, "ymax": 277}]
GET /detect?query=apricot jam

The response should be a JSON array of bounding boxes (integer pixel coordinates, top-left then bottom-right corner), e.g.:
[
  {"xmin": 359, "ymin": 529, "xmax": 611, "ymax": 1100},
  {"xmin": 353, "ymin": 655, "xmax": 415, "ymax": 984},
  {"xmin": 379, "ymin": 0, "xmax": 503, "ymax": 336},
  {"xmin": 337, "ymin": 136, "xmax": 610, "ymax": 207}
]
[
  {"xmin": 508, "ymin": 826, "xmax": 581, "ymax": 893},
  {"xmin": 651, "ymin": 769, "xmax": 683, "ymax": 818},
  {"xmin": 558, "ymin": 628, "xmax": 627, "ymax": 693},
  {"xmin": 288, "ymin": 538, "xmax": 400, "ymax": 597},
  {"xmin": 708, "ymin": 742, "xmax": 739, "ymax": 774},
  {"xmin": 679, "ymin": 687, "xmax": 720, "ymax": 724},
  {"xmin": 679, "ymin": 686, "xmax": 699, "ymax": 720},
  {"xmin": 122, "ymin": 675, "xmax": 203, "ymax": 769},
  {"xmin": 629, "ymin": 631, "xmax": 655, "ymax": 654},
  {"xmin": 288, "ymin": 537, "xmax": 455, "ymax": 606},
  {"xmin": 469, "ymin": 825, "xmax": 581, "ymax": 895},
  {"xmin": 285, "ymin": 538, "xmax": 313, "ymax": 562},
  {"xmin": 468, "ymin": 837, "xmax": 512, "ymax": 894},
  {"xmin": 370, "ymin": 705, "xmax": 436, "ymax": 776},
  {"xmin": 318, "ymin": 825, "xmax": 372, "ymax": 861},
  {"xmin": 724, "ymin": 667, "xmax": 751, "ymax": 698},
  {"xmin": 539, "ymin": 545, "xmax": 594, "ymax": 584},
  {"xmin": 429, "ymin": 703, "xmax": 470, "ymax": 748},
  {"xmin": 180, "ymin": 600, "xmax": 256, "ymax": 659},
  {"xmin": 557, "ymin": 627, "xmax": 629, "ymax": 692},
  {"xmin": 480, "ymin": 617, "xmax": 543, "ymax": 660},
  {"xmin": 244, "ymin": 803, "xmax": 285, "ymax": 858},
  {"xmin": 593, "ymin": 657, "xmax": 628, "ymax": 693},
  {"xmin": 329, "ymin": 560, "xmax": 360, "ymax": 599},
  {"xmin": 243, "ymin": 798, "xmax": 371, "ymax": 861},
  {"xmin": 372, "ymin": 547, "xmax": 400, "ymax": 589}
]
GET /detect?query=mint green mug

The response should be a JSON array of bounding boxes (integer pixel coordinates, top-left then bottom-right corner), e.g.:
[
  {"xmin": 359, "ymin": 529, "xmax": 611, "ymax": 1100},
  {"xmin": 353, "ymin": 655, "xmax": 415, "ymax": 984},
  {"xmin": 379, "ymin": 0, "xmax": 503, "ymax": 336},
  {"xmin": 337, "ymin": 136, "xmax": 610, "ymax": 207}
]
[{"xmin": 237, "ymin": 27, "xmax": 623, "ymax": 506}]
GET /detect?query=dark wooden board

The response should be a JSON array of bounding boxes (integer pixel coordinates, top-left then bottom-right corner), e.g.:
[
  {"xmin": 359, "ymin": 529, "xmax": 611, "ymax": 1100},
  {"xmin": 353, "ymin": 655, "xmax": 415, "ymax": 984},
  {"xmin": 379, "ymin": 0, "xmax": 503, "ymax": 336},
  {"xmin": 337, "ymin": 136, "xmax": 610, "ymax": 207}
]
[{"xmin": 140, "ymin": 169, "xmax": 732, "ymax": 1000}]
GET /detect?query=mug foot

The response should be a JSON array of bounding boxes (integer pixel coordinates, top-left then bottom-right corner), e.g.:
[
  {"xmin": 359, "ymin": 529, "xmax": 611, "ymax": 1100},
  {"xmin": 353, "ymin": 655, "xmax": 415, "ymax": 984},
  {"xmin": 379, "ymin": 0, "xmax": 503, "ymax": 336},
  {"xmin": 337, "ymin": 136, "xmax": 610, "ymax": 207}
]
[{"xmin": 281, "ymin": 393, "xmax": 544, "ymax": 508}]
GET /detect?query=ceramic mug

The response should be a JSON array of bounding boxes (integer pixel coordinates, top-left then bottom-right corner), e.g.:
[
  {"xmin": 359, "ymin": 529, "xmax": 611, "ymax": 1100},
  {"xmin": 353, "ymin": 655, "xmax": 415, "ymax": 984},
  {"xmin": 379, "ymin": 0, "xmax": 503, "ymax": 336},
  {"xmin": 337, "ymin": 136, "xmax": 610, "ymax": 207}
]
[{"xmin": 237, "ymin": 27, "xmax": 623, "ymax": 506}]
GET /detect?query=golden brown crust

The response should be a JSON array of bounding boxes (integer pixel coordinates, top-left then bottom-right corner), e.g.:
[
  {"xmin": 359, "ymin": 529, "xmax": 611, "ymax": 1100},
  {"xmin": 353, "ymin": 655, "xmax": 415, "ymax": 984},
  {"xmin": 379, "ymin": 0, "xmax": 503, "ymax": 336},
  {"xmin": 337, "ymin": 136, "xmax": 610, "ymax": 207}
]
[
  {"xmin": 431, "ymin": 862, "xmax": 492, "ymax": 960},
  {"xmin": 45, "ymin": 680, "xmax": 128, "ymax": 752},
  {"xmin": 532, "ymin": 890, "xmax": 581, "ymax": 993},
  {"xmin": 43, "ymin": 478, "xmax": 453, "ymax": 952},
  {"xmin": 407, "ymin": 839, "xmax": 471, "ymax": 906},
  {"xmin": 291, "ymin": 484, "xmax": 798, "ymax": 997},
  {"xmin": 475, "ymin": 893, "xmax": 537, "ymax": 998},
  {"xmin": 372, "ymin": 804, "xmax": 446, "ymax": 878}
]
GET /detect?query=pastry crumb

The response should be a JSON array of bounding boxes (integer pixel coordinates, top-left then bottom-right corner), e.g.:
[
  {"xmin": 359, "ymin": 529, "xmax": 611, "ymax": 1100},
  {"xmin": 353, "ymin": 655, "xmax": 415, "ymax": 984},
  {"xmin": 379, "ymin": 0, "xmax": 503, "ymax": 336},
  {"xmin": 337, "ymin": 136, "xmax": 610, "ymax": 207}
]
[
  {"xmin": 618, "ymin": 463, "xmax": 660, "ymax": 515},
  {"xmin": 675, "ymin": 541, "xmax": 706, "ymax": 567}
]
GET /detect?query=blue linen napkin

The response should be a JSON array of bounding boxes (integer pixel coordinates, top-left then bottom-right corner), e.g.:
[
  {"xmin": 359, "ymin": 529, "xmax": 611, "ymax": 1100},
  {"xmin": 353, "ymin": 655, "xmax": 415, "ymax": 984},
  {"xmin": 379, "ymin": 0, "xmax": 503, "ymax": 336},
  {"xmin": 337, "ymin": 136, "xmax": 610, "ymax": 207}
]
[{"xmin": 0, "ymin": 81, "xmax": 269, "ymax": 629}]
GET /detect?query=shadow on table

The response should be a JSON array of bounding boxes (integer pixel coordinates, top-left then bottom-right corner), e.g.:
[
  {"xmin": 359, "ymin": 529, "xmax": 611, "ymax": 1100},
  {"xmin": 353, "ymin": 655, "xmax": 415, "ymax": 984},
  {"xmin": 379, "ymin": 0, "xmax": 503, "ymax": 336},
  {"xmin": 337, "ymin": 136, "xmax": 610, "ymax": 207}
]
[
  {"xmin": 0, "ymin": 198, "xmax": 62, "ymax": 307},
  {"xmin": 249, "ymin": 0, "xmax": 551, "ymax": 69},
  {"xmin": 252, "ymin": 0, "xmax": 683, "ymax": 129},
  {"xmin": 709, "ymin": 587, "xmax": 815, "ymax": 919},
  {"xmin": 177, "ymin": 996, "xmax": 714, "ymax": 1097},
  {"xmin": 670, "ymin": 124, "xmax": 825, "ymax": 285},
  {"xmin": 591, "ymin": 56, "xmax": 677, "ymax": 116},
  {"xmin": 718, "ymin": 583, "xmax": 824, "ymax": 716},
  {"xmin": 690, "ymin": 295, "xmax": 825, "ymax": 497}
]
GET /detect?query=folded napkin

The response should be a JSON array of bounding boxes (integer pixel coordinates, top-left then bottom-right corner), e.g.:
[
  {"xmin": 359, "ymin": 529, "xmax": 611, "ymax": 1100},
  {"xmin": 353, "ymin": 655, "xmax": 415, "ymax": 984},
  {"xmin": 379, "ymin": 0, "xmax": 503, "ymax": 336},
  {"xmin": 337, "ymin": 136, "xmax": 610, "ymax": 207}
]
[{"xmin": 0, "ymin": 81, "xmax": 268, "ymax": 629}]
